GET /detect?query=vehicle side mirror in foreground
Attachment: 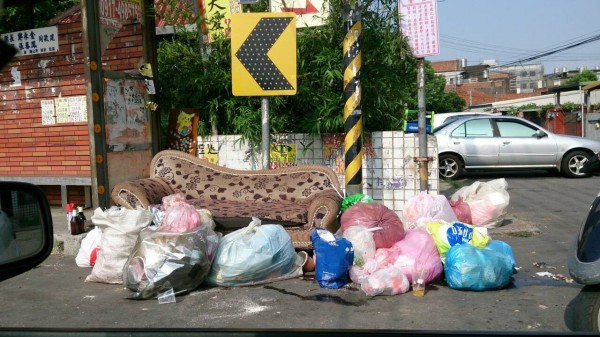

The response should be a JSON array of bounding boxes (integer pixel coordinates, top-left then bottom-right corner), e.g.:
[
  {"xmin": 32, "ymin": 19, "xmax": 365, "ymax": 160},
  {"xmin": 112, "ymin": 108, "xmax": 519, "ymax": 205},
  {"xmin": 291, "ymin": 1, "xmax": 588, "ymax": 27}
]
[
  {"xmin": 536, "ymin": 130, "xmax": 547, "ymax": 138},
  {"xmin": 0, "ymin": 182, "xmax": 53, "ymax": 282}
]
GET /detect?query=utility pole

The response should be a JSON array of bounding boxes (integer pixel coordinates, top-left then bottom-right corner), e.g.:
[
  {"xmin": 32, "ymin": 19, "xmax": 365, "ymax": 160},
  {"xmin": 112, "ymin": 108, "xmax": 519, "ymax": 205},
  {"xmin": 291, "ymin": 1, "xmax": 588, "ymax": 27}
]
[{"xmin": 343, "ymin": 0, "xmax": 363, "ymax": 197}]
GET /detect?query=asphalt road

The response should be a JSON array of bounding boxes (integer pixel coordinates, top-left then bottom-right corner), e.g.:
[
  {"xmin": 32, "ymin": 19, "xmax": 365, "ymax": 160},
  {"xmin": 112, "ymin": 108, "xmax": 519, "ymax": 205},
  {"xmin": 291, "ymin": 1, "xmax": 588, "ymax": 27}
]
[{"xmin": 0, "ymin": 170, "xmax": 599, "ymax": 333}]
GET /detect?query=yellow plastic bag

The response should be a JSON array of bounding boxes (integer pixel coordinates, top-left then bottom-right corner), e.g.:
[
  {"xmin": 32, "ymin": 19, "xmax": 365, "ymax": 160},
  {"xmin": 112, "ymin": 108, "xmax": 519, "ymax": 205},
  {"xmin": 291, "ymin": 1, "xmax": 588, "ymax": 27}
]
[{"xmin": 426, "ymin": 221, "xmax": 491, "ymax": 263}]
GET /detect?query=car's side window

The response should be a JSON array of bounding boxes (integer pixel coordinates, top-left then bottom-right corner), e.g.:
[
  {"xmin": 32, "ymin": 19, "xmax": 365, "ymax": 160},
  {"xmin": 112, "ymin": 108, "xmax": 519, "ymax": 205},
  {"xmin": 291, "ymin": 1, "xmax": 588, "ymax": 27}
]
[
  {"xmin": 450, "ymin": 119, "xmax": 494, "ymax": 138},
  {"xmin": 496, "ymin": 120, "xmax": 537, "ymax": 137}
]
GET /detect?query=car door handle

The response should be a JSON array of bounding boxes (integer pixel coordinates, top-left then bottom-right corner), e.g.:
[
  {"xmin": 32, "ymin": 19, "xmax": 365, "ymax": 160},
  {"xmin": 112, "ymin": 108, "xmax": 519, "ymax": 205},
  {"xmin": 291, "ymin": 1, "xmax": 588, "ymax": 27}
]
[{"xmin": 503, "ymin": 141, "xmax": 511, "ymax": 145}]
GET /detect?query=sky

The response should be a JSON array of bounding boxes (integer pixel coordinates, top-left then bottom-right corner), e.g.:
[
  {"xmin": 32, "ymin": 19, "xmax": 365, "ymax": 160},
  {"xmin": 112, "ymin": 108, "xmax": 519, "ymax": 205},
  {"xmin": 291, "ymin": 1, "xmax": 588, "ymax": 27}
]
[{"xmin": 426, "ymin": 0, "xmax": 600, "ymax": 75}]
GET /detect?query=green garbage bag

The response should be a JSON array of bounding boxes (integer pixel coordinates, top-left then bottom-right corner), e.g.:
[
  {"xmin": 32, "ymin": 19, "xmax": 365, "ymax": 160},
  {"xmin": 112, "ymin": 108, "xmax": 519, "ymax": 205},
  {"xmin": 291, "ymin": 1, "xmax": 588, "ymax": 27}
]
[{"xmin": 341, "ymin": 193, "xmax": 374, "ymax": 213}]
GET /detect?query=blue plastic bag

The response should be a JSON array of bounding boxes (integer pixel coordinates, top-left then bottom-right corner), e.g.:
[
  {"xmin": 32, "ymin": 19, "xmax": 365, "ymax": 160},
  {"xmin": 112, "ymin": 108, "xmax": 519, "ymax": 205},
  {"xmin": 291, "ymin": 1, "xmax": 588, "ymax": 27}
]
[
  {"xmin": 444, "ymin": 243, "xmax": 513, "ymax": 291},
  {"xmin": 206, "ymin": 218, "xmax": 300, "ymax": 287},
  {"xmin": 485, "ymin": 240, "xmax": 517, "ymax": 270},
  {"xmin": 311, "ymin": 229, "xmax": 354, "ymax": 289}
]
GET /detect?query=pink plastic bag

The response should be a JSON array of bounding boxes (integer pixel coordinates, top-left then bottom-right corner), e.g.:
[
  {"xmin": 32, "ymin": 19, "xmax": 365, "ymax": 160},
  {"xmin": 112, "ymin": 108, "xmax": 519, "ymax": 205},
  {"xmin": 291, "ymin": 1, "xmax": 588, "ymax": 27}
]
[
  {"xmin": 402, "ymin": 191, "xmax": 458, "ymax": 229},
  {"xmin": 369, "ymin": 229, "xmax": 443, "ymax": 284},
  {"xmin": 161, "ymin": 193, "xmax": 188, "ymax": 211},
  {"xmin": 449, "ymin": 196, "xmax": 472, "ymax": 224},
  {"xmin": 341, "ymin": 203, "xmax": 405, "ymax": 249},
  {"xmin": 360, "ymin": 266, "xmax": 410, "ymax": 296},
  {"xmin": 161, "ymin": 202, "xmax": 202, "ymax": 232},
  {"xmin": 469, "ymin": 199, "xmax": 497, "ymax": 227}
]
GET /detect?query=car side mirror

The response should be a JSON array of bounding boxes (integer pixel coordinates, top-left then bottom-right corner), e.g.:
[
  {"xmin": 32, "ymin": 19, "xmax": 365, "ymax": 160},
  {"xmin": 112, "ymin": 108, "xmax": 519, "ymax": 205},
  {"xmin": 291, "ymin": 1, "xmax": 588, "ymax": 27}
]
[
  {"xmin": 536, "ymin": 130, "xmax": 547, "ymax": 138},
  {"xmin": 0, "ymin": 182, "xmax": 53, "ymax": 282}
]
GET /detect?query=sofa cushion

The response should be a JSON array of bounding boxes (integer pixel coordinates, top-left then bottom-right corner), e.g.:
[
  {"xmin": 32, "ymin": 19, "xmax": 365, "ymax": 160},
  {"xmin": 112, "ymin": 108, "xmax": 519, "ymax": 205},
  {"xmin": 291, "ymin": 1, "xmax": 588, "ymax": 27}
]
[{"xmin": 186, "ymin": 199, "xmax": 308, "ymax": 228}]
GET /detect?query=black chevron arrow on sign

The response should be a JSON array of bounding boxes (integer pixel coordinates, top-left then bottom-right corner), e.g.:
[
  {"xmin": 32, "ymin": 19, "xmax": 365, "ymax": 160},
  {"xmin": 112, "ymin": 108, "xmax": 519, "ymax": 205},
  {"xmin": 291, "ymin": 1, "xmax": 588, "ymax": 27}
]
[{"xmin": 235, "ymin": 17, "xmax": 294, "ymax": 91}]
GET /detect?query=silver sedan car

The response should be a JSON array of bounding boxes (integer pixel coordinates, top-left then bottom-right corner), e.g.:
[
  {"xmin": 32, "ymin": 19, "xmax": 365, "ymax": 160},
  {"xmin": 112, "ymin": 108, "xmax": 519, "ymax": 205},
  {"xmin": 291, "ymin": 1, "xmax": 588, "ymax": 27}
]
[{"xmin": 434, "ymin": 115, "xmax": 600, "ymax": 179}]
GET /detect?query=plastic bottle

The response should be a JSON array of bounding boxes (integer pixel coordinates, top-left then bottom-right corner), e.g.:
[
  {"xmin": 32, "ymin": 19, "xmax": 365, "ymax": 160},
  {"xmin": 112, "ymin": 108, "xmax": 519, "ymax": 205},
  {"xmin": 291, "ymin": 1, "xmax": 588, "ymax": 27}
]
[{"xmin": 66, "ymin": 203, "xmax": 75, "ymax": 232}]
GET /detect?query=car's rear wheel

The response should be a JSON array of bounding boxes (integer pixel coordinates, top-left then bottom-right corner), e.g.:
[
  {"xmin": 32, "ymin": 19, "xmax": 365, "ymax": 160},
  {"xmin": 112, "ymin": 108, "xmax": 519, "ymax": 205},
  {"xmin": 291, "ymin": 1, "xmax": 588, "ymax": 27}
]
[
  {"xmin": 562, "ymin": 150, "xmax": 590, "ymax": 178},
  {"xmin": 572, "ymin": 286, "xmax": 600, "ymax": 331},
  {"xmin": 438, "ymin": 154, "xmax": 463, "ymax": 180}
]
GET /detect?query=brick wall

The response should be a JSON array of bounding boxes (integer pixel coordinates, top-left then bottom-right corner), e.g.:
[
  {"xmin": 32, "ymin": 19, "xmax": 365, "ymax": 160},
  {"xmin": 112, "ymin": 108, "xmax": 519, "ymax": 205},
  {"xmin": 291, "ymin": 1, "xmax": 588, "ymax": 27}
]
[{"xmin": 0, "ymin": 8, "xmax": 144, "ymax": 206}]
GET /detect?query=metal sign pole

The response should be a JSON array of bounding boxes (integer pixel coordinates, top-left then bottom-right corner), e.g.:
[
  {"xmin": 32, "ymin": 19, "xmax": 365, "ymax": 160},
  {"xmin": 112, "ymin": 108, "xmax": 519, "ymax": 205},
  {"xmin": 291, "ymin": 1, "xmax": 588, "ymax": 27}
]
[
  {"xmin": 417, "ymin": 58, "xmax": 429, "ymax": 192},
  {"xmin": 261, "ymin": 97, "xmax": 270, "ymax": 169}
]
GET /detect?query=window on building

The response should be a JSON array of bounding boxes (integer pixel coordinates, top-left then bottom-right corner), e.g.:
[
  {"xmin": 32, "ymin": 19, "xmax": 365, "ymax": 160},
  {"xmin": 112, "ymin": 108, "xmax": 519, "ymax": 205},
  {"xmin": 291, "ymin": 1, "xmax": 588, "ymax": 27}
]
[
  {"xmin": 521, "ymin": 83, "xmax": 527, "ymax": 89},
  {"xmin": 521, "ymin": 71, "xmax": 527, "ymax": 77},
  {"xmin": 529, "ymin": 71, "xmax": 536, "ymax": 77},
  {"xmin": 529, "ymin": 83, "xmax": 535, "ymax": 89}
]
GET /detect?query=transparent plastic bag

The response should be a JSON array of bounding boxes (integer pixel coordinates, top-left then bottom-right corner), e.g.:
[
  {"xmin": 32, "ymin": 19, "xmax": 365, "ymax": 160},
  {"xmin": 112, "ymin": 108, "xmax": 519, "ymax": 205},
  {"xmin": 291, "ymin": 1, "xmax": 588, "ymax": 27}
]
[
  {"xmin": 205, "ymin": 218, "xmax": 302, "ymax": 287},
  {"xmin": 123, "ymin": 223, "xmax": 219, "ymax": 299},
  {"xmin": 403, "ymin": 191, "xmax": 458, "ymax": 229},
  {"xmin": 360, "ymin": 266, "xmax": 410, "ymax": 296},
  {"xmin": 450, "ymin": 178, "xmax": 510, "ymax": 227},
  {"xmin": 342, "ymin": 226, "xmax": 379, "ymax": 267}
]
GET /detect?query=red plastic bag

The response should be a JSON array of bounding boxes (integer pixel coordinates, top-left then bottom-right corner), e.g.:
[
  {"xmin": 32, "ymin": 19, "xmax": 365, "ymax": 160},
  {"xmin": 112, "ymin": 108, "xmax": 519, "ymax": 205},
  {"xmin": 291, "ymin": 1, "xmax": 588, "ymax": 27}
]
[
  {"xmin": 449, "ymin": 196, "xmax": 472, "ymax": 224},
  {"xmin": 341, "ymin": 203, "xmax": 405, "ymax": 249}
]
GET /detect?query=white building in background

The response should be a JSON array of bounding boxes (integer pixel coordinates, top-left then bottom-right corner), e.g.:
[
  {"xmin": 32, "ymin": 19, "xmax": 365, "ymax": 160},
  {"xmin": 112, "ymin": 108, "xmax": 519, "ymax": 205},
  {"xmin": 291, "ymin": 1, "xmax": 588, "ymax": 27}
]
[
  {"xmin": 490, "ymin": 63, "xmax": 544, "ymax": 94},
  {"xmin": 468, "ymin": 88, "xmax": 600, "ymax": 112}
]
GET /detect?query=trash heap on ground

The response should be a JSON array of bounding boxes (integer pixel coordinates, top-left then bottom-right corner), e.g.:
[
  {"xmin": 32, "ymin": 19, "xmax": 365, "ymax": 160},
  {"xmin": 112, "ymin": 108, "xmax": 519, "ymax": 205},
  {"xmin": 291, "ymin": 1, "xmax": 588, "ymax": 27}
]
[{"xmin": 75, "ymin": 178, "xmax": 517, "ymax": 302}]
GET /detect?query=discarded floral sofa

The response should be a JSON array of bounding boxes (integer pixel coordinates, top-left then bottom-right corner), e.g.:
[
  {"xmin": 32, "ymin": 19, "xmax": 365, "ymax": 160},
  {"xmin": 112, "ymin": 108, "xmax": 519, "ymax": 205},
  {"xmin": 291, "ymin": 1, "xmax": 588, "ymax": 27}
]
[{"xmin": 111, "ymin": 150, "xmax": 344, "ymax": 249}]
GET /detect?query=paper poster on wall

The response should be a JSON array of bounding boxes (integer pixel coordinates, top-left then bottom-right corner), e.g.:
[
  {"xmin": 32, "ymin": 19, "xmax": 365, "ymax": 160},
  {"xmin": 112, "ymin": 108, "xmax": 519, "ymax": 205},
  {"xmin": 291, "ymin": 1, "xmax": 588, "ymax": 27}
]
[
  {"xmin": 41, "ymin": 99, "xmax": 55, "ymax": 125},
  {"xmin": 98, "ymin": 0, "xmax": 142, "ymax": 54},
  {"xmin": 322, "ymin": 133, "xmax": 344, "ymax": 174},
  {"xmin": 68, "ymin": 96, "xmax": 87, "ymax": 122},
  {"xmin": 1, "ymin": 26, "xmax": 59, "ymax": 56},
  {"xmin": 10, "ymin": 67, "xmax": 21, "ymax": 87},
  {"xmin": 270, "ymin": 143, "xmax": 297, "ymax": 169},
  {"xmin": 199, "ymin": 143, "xmax": 218, "ymax": 164},
  {"xmin": 104, "ymin": 78, "xmax": 151, "ymax": 152},
  {"xmin": 167, "ymin": 108, "xmax": 199, "ymax": 156},
  {"xmin": 54, "ymin": 97, "xmax": 69, "ymax": 123}
]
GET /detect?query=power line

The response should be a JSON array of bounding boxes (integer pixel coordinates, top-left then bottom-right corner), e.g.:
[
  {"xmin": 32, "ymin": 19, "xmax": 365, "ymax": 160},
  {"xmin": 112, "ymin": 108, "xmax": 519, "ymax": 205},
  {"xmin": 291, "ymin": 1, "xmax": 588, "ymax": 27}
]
[{"xmin": 491, "ymin": 33, "xmax": 600, "ymax": 68}]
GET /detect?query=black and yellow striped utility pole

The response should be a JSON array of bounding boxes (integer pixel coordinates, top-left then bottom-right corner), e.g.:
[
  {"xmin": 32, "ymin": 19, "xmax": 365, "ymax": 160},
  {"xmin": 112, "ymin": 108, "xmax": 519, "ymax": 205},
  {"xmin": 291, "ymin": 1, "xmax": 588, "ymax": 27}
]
[{"xmin": 343, "ymin": 0, "xmax": 363, "ymax": 197}]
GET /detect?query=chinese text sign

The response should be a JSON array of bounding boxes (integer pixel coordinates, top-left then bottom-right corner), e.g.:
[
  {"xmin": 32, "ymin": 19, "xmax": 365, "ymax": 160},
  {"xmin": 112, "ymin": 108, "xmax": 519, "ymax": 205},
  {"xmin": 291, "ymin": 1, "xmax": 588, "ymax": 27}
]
[{"xmin": 398, "ymin": 0, "xmax": 439, "ymax": 57}]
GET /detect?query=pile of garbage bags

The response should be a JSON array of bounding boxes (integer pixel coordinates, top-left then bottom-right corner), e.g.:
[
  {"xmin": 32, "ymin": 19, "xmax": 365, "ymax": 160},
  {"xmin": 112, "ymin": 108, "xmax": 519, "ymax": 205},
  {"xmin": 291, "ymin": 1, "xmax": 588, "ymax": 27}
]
[
  {"xmin": 317, "ymin": 178, "xmax": 516, "ymax": 296},
  {"xmin": 75, "ymin": 178, "xmax": 516, "ymax": 301},
  {"xmin": 78, "ymin": 193, "xmax": 306, "ymax": 300}
]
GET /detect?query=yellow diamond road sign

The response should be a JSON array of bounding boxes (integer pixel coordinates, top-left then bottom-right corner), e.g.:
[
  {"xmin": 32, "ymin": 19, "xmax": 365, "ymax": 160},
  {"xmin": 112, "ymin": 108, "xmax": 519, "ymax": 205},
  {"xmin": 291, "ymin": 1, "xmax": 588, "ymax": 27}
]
[{"xmin": 231, "ymin": 13, "xmax": 297, "ymax": 96}]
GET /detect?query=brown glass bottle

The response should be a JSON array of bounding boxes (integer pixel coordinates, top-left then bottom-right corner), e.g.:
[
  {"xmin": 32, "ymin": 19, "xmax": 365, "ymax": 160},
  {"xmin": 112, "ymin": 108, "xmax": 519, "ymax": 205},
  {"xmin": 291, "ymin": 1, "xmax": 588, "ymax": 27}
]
[
  {"xmin": 69, "ymin": 209, "xmax": 82, "ymax": 235},
  {"xmin": 76, "ymin": 206, "xmax": 86, "ymax": 233}
]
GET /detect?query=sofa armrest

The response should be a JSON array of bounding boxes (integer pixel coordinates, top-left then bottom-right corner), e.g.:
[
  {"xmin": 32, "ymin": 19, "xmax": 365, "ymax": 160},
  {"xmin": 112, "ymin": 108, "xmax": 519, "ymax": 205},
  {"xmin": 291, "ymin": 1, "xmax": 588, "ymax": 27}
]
[
  {"xmin": 111, "ymin": 177, "xmax": 174, "ymax": 209},
  {"xmin": 305, "ymin": 189, "xmax": 343, "ymax": 234}
]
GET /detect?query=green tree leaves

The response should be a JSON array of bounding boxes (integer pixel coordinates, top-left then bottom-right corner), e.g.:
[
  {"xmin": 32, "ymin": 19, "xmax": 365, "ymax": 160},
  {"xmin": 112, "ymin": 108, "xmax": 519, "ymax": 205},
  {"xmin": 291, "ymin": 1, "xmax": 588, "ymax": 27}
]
[{"xmin": 566, "ymin": 69, "xmax": 598, "ymax": 85}]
